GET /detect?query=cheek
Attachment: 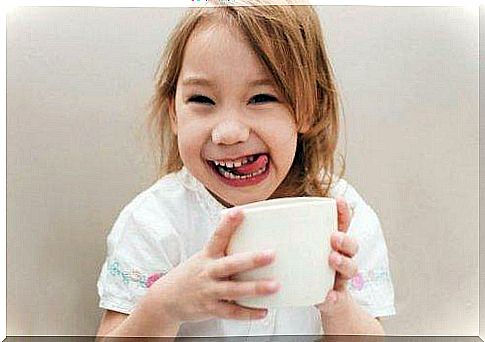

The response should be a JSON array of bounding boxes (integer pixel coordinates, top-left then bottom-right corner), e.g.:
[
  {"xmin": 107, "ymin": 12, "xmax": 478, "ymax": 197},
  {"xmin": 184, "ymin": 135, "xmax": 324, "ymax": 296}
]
[
  {"xmin": 178, "ymin": 136, "xmax": 199, "ymax": 161},
  {"xmin": 277, "ymin": 132, "xmax": 298, "ymax": 167},
  {"xmin": 265, "ymin": 116, "xmax": 298, "ymax": 150},
  {"xmin": 175, "ymin": 117, "xmax": 210, "ymax": 160},
  {"xmin": 255, "ymin": 113, "xmax": 297, "ymax": 170}
]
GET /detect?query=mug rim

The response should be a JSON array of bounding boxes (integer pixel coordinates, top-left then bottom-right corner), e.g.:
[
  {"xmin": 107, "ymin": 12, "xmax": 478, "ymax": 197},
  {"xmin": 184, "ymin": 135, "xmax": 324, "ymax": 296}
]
[{"xmin": 223, "ymin": 196, "xmax": 336, "ymax": 214}]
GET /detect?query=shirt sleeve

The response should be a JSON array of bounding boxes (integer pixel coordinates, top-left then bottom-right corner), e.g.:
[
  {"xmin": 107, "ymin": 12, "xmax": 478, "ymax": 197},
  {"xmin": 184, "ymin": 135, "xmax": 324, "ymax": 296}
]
[
  {"xmin": 331, "ymin": 179, "xmax": 396, "ymax": 318},
  {"xmin": 96, "ymin": 191, "xmax": 184, "ymax": 314}
]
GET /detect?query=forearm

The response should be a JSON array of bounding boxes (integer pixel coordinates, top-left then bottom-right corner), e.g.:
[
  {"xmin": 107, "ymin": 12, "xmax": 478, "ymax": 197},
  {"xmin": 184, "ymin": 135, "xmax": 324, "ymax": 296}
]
[
  {"xmin": 319, "ymin": 291, "xmax": 385, "ymax": 335},
  {"xmin": 324, "ymin": 314, "xmax": 384, "ymax": 335},
  {"xmin": 98, "ymin": 291, "xmax": 181, "ymax": 339}
]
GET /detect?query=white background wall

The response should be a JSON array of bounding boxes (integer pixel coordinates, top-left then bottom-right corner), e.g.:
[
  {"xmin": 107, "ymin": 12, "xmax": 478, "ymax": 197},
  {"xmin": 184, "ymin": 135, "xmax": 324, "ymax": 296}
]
[{"xmin": 7, "ymin": 6, "xmax": 479, "ymax": 335}]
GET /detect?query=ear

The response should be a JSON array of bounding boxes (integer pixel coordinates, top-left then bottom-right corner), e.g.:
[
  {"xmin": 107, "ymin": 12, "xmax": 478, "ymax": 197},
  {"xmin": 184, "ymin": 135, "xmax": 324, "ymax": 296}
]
[{"xmin": 168, "ymin": 96, "xmax": 178, "ymax": 135}]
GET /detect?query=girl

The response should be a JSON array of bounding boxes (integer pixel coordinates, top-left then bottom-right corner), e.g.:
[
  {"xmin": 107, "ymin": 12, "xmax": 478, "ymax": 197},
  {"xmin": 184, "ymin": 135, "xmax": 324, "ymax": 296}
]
[{"xmin": 96, "ymin": 1, "xmax": 395, "ymax": 337}]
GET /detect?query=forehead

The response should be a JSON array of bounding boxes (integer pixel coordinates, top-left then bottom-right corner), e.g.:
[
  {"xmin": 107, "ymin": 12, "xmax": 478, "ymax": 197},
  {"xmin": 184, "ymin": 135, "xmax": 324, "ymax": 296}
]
[{"xmin": 179, "ymin": 20, "xmax": 273, "ymax": 87}]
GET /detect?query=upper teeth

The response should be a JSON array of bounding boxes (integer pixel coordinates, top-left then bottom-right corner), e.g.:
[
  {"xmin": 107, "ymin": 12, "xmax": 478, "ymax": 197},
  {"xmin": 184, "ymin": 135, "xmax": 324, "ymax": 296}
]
[{"xmin": 213, "ymin": 155, "xmax": 256, "ymax": 168}]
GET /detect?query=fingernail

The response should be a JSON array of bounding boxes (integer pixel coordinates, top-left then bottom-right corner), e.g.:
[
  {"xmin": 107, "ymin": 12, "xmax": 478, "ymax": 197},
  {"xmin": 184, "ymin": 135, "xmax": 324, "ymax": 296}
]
[
  {"xmin": 227, "ymin": 208, "xmax": 241, "ymax": 218},
  {"xmin": 267, "ymin": 281, "xmax": 280, "ymax": 292},
  {"xmin": 261, "ymin": 249, "xmax": 275, "ymax": 260}
]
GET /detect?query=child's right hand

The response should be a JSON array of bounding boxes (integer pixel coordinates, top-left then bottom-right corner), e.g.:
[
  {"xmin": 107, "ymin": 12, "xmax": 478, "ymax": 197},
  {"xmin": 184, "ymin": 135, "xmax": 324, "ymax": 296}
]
[{"xmin": 148, "ymin": 208, "xmax": 279, "ymax": 323}]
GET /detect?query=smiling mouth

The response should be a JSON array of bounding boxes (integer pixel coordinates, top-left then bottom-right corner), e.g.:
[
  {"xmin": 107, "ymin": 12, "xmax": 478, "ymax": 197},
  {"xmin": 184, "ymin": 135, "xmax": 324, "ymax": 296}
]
[{"xmin": 207, "ymin": 153, "xmax": 270, "ymax": 186}]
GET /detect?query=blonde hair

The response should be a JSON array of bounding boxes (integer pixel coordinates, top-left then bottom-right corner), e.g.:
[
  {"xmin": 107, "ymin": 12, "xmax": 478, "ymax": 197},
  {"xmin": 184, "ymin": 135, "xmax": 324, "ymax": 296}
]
[{"xmin": 147, "ymin": 2, "xmax": 345, "ymax": 197}]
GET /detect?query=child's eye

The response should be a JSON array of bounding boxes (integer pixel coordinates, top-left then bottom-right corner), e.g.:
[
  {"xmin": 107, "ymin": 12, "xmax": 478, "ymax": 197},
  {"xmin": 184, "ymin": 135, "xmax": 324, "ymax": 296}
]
[
  {"xmin": 188, "ymin": 95, "xmax": 215, "ymax": 105},
  {"xmin": 249, "ymin": 94, "xmax": 278, "ymax": 104}
]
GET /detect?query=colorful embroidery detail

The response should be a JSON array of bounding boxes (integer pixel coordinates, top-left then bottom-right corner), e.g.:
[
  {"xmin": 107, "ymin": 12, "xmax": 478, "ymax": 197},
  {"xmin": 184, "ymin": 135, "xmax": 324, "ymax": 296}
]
[
  {"xmin": 146, "ymin": 272, "xmax": 163, "ymax": 288},
  {"xmin": 348, "ymin": 269, "xmax": 390, "ymax": 292},
  {"xmin": 351, "ymin": 272, "xmax": 364, "ymax": 290},
  {"xmin": 108, "ymin": 261, "xmax": 166, "ymax": 288}
]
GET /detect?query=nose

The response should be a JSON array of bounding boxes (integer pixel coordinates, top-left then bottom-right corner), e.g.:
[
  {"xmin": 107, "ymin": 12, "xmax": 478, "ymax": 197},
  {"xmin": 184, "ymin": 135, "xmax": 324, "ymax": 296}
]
[{"xmin": 211, "ymin": 119, "xmax": 250, "ymax": 145}]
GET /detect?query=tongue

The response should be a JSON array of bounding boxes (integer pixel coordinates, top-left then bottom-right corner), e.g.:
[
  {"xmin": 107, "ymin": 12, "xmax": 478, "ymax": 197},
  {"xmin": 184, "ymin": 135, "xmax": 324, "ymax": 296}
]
[{"xmin": 234, "ymin": 154, "xmax": 268, "ymax": 175}]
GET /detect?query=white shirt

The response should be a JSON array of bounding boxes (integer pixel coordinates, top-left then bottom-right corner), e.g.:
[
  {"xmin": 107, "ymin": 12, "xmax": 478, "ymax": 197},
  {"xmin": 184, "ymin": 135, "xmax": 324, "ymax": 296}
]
[{"xmin": 97, "ymin": 167, "xmax": 396, "ymax": 337}]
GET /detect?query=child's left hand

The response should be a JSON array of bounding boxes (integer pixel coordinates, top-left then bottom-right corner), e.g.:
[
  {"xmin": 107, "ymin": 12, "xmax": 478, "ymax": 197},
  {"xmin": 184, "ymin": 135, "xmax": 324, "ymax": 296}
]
[
  {"xmin": 315, "ymin": 198, "xmax": 359, "ymax": 323},
  {"xmin": 327, "ymin": 196, "xmax": 359, "ymax": 294},
  {"xmin": 315, "ymin": 197, "xmax": 384, "ymax": 335}
]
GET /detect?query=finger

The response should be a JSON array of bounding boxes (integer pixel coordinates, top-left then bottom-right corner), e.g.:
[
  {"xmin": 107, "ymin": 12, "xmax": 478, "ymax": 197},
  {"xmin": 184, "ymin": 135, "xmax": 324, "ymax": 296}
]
[
  {"xmin": 212, "ymin": 280, "xmax": 280, "ymax": 300},
  {"xmin": 208, "ymin": 250, "xmax": 275, "ymax": 279},
  {"xmin": 330, "ymin": 232, "xmax": 359, "ymax": 257},
  {"xmin": 205, "ymin": 208, "xmax": 244, "ymax": 257},
  {"xmin": 212, "ymin": 301, "xmax": 268, "ymax": 320},
  {"xmin": 328, "ymin": 251, "xmax": 358, "ymax": 280},
  {"xmin": 336, "ymin": 197, "xmax": 350, "ymax": 233},
  {"xmin": 315, "ymin": 289, "xmax": 340, "ymax": 313},
  {"xmin": 333, "ymin": 274, "xmax": 347, "ymax": 291}
]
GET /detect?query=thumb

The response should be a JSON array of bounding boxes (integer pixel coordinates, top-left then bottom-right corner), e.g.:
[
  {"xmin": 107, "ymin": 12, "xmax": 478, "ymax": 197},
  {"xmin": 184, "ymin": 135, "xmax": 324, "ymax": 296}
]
[
  {"xmin": 315, "ymin": 290, "xmax": 341, "ymax": 317},
  {"xmin": 204, "ymin": 208, "xmax": 244, "ymax": 257}
]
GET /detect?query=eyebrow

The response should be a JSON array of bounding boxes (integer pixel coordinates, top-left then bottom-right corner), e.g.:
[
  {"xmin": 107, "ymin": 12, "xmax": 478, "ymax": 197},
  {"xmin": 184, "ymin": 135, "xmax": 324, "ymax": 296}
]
[
  {"xmin": 181, "ymin": 76, "xmax": 275, "ymax": 88},
  {"xmin": 247, "ymin": 78, "xmax": 276, "ymax": 87},
  {"xmin": 181, "ymin": 77, "xmax": 216, "ymax": 88}
]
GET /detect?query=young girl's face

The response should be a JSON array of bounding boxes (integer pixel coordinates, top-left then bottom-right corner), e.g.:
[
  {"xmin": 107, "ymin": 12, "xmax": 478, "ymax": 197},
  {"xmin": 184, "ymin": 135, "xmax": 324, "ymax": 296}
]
[{"xmin": 170, "ymin": 20, "xmax": 298, "ymax": 206}]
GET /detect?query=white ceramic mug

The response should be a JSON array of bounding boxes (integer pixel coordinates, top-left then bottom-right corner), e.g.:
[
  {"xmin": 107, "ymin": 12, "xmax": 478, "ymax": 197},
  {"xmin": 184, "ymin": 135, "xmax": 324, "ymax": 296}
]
[{"xmin": 224, "ymin": 197, "xmax": 337, "ymax": 309}]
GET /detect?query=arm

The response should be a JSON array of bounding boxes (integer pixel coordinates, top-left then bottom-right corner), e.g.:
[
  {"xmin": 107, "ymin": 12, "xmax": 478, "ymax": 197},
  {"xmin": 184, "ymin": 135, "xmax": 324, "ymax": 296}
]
[
  {"xmin": 319, "ymin": 290, "xmax": 385, "ymax": 335},
  {"xmin": 95, "ymin": 286, "xmax": 182, "ymax": 339},
  {"xmin": 96, "ymin": 310, "xmax": 127, "ymax": 337}
]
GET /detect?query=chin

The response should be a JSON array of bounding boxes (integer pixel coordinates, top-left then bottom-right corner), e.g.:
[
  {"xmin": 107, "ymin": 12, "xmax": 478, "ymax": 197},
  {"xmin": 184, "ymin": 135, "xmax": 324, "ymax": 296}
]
[{"xmin": 218, "ymin": 188, "xmax": 274, "ymax": 206}]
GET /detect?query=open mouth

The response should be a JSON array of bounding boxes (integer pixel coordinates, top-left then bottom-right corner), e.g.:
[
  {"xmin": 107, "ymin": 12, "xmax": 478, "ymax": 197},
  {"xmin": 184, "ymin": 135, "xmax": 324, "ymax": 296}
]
[{"xmin": 207, "ymin": 153, "xmax": 270, "ymax": 187}]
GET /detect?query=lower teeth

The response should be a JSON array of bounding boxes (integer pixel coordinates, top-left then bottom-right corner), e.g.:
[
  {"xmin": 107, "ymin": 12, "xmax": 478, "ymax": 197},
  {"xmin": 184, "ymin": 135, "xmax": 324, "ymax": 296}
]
[{"xmin": 218, "ymin": 165, "xmax": 266, "ymax": 180}]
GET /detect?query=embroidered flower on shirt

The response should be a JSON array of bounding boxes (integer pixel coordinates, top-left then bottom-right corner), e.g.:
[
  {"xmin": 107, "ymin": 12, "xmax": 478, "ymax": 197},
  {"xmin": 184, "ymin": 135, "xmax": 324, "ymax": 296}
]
[
  {"xmin": 348, "ymin": 268, "xmax": 391, "ymax": 292},
  {"xmin": 108, "ymin": 261, "xmax": 147, "ymax": 287},
  {"xmin": 146, "ymin": 272, "xmax": 163, "ymax": 288},
  {"xmin": 130, "ymin": 270, "xmax": 142, "ymax": 282},
  {"xmin": 108, "ymin": 260, "xmax": 166, "ymax": 289},
  {"xmin": 351, "ymin": 272, "xmax": 365, "ymax": 290}
]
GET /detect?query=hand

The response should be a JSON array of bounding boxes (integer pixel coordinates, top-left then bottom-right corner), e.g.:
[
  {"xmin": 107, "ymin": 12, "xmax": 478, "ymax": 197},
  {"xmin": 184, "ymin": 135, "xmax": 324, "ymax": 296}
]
[
  {"xmin": 315, "ymin": 197, "xmax": 359, "ymax": 317},
  {"xmin": 330, "ymin": 196, "xmax": 359, "ymax": 292},
  {"xmin": 147, "ymin": 208, "xmax": 280, "ymax": 323},
  {"xmin": 314, "ymin": 197, "xmax": 385, "ymax": 335}
]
